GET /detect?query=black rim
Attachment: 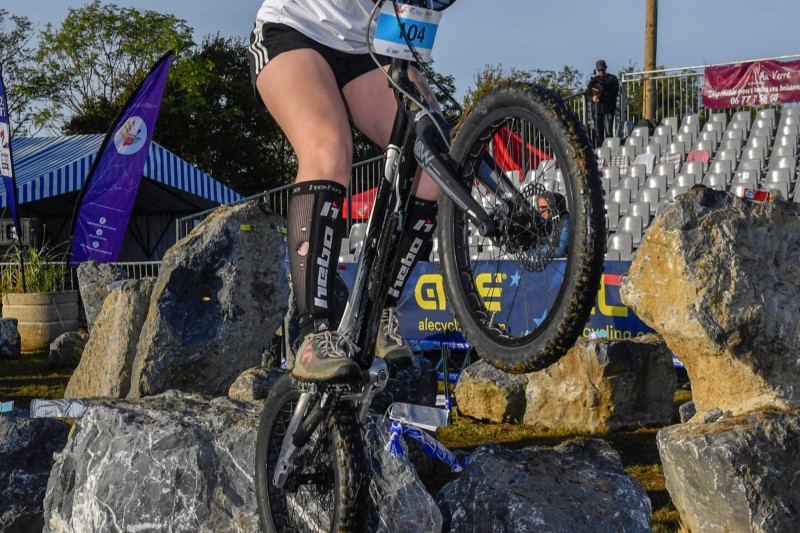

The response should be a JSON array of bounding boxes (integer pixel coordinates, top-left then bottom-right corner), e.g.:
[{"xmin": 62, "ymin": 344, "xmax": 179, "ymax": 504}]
[{"xmin": 453, "ymin": 110, "xmax": 576, "ymax": 347}]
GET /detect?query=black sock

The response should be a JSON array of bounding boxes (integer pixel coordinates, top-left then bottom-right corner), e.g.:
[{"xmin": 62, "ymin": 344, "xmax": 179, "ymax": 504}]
[
  {"xmin": 386, "ymin": 197, "xmax": 438, "ymax": 306},
  {"xmin": 287, "ymin": 180, "xmax": 346, "ymax": 338}
]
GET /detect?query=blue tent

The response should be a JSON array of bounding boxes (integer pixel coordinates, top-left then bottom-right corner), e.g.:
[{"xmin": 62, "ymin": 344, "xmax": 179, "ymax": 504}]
[{"xmin": 0, "ymin": 135, "xmax": 243, "ymax": 260}]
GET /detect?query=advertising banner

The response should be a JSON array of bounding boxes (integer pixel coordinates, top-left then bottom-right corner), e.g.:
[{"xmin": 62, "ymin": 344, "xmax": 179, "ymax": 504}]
[
  {"xmin": 0, "ymin": 69, "xmax": 21, "ymax": 235},
  {"xmin": 703, "ymin": 59, "xmax": 800, "ymax": 109},
  {"xmin": 70, "ymin": 52, "xmax": 173, "ymax": 264}
]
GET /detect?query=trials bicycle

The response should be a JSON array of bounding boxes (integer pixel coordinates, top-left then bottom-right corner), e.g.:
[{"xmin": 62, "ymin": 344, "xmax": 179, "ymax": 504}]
[{"xmin": 255, "ymin": 1, "xmax": 606, "ymax": 530}]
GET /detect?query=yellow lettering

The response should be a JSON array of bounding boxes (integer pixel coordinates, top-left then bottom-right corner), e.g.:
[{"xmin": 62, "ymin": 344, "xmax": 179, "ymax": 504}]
[
  {"xmin": 595, "ymin": 278, "xmax": 628, "ymax": 317},
  {"xmin": 476, "ymin": 273, "xmax": 503, "ymax": 312},
  {"xmin": 416, "ymin": 274, "xmax": 447, "ymax": 310}
]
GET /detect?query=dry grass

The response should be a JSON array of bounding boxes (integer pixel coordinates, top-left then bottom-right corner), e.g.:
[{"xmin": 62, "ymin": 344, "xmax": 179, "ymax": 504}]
[{"xmin": 0, "ymin": 351, "xmax": 76, "ymax": 410}]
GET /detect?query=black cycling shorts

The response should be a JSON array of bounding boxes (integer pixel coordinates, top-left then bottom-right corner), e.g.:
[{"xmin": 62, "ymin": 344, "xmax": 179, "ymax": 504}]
[{"xmin": 248, "ymin": 22, "xmax": 390, "ymax": 101}]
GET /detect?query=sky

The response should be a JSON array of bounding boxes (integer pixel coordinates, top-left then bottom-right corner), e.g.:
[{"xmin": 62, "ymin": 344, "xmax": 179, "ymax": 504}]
[{"xmin": 5, "ymin": 0, "xmax": 800, "ymax": 97}]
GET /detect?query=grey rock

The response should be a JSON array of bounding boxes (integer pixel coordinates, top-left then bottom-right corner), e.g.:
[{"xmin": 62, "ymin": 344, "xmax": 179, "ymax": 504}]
[
  {"xmin": 366, "ymin": 416, "xmax": 442, "ymax": 533},
  {"xmin": 703, "ymin": 407, "xmax": 724, "ymax": 424},
  {"xmin": 658, "ymin": 409, "xmax": 800, "ymax": 533},
  {"xmin": 228, "ymin": 367, "xmax": 286, "ymax": 401},
  {"xmin": 621, "ymin": 188, "xmax": 800, "ymax": 415},
  {"xmin": 437, "ymin": 439, "xmax": 652, "ymax": 532},
  {"xmin": 48, "ymin": 330, "xmax": 89, "ymax": 367},
  {"xmin": 43, "ymin": 391, "xmax": 260, "ymax": 532},
  {"xmin": 76, "ymin": 261, "xmax": 128, "ymax": 331},
  {"xmin": 0, "ymin": 318, "xmax": 20, "ymax": 359},
  {"xmin": 371, "ymin": 356, "xmax": 439, "ymax": 414},
  {"xmin": 524, "ymin": 336, "xmax": 676, "ymax": 432},
  {"xmin": 454, "ymin": 360, "xmax": 528, "ymax": 423},
  {"xmin": 129, "ymin": 201, "xmax": 289, "ymax": 398},
  {"xmin": 0, "ymin": 409, "xmax": 69, "ymax": 533},
  {"xmin": 679, "ymin": 401, "xmax": 696, "ymax": 423},
  {"xmin": 65, "ymin": 279, "xmax": 155, "ymax": 398}
]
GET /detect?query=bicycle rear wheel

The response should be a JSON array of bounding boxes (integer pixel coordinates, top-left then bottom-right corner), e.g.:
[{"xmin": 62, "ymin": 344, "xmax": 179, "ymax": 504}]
[
  {"xmin": 255, "ymin": 374, "xmax": 368, "ymax": 532},
  {"xmin": 439, "ymin": 83, "xmax": 605, "ymax": 373}
]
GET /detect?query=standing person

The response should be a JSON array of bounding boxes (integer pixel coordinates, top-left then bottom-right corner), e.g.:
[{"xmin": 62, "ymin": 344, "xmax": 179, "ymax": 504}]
[
  {"xmin": 535, "ymin": 192, "xmax": 569, "ymax": 258},
  {"xmin": 247, "ymin": 1, "xmax": 449, "ymax": 382},
  {"xmin": 587, "ymin": 59, "xmax": 619, "ymax": 147}
]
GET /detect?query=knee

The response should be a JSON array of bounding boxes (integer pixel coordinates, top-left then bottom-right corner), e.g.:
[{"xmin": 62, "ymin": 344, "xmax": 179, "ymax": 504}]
[{"xmin": 297, "ymin": 137, "xmax": 353, "ymax": 181}]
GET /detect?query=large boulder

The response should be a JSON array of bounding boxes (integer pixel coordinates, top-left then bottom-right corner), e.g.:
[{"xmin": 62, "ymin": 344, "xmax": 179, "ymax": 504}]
[
  {"xmin": 43, "ymin": 391, "xmax": 260, "ymax": 532},
  {"xmin": 48, "ymin": 330, "xmax": 89, "ymax": 367},
  {"xmin": 621, "ymin": 188, "xmax": 800, "ymax": 417},
  {"xmin": 228, "ymin": 367, "xmax": 285, "ymax": 401},
  {"xmin": 129, "ymin": 201, "xmax": 289, "ymax": 398},
  {"xmin": 0, "ymin": 409, "xmax": 69, "ymax": 533},
  {"xmin": 64, "ymin": 279, "xmax": 155, "ymax": 399},
  {"xmin": 0, "ymin": 318, "xmax": 21, "ymax": 359},
  {"xmin": 437, "ymin": 439, "xmax": 652, "ymax": 532},
  {"xmin": 523, "ymin": 336, "xmax": 676, "ymax": 432},
  {"xmin": 454, "ymin": 360, "xmax": 528, "ymax": 423},
  {"xmin": 658, "ymin": 409, "xmax": 800, "ymax": 533},
  {"xmin": 76, "ymin": 261, "xmax": 129, "ymax": 331}
]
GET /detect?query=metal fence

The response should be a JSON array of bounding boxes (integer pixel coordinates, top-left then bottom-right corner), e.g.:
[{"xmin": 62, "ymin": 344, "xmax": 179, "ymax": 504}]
[
  {"xmin": 0, "ymin": 260, "xmax": 162, "ymax": 294},
  {"xmin": 175, "ymin": 155, "xmax": 387, "ymax": 240}
]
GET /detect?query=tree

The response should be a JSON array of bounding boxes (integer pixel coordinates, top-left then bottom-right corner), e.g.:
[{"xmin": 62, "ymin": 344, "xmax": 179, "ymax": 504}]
[
  {"xmin": 24, "ymin": 1, "xmax": 194, "ymax": 133},
  {"xmin": 0, "ymin": 9, "xmax": 37, "ymax": 136}
]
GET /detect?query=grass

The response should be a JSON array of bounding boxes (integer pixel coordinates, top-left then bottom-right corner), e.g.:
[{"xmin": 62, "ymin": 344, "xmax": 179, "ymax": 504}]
[
  {"xmin": 0, "ymin": 351, "xmax": 76, "ymax": 411},
  {"xmin": 2, "ymin": 351, "xmax": 691, "ymax": 531}
]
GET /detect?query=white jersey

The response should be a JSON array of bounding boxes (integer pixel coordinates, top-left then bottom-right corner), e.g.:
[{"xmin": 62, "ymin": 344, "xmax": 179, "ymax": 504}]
[{"xmin": 255, "ymin": 0, "xmax": 378, "ymax": 54}]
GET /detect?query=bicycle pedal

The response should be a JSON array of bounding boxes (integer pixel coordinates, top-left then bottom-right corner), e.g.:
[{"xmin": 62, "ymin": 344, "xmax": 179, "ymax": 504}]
[{"xmin": 388, "ymin": 402, "xmax": 450, "ymax": 431}]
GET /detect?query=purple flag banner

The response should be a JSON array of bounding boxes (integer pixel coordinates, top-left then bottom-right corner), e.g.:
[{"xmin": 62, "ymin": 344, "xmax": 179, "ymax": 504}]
[
  {"xmin": 70, "ymin": 52, "xmax": 173, "ymax": 265},
  {"xmin": 703, "ymin": 59, "xmax": 800, "ymax": 109},
  {"xmin": 0, "ymin": 69, "xmax": 21, "ymax": 236}
]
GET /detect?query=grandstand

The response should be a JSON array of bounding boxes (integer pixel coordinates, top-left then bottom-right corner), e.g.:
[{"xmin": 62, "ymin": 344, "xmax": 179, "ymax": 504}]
[{"xmin": 602, "ymin": 107, "xmax": 800, "ymax": 260}]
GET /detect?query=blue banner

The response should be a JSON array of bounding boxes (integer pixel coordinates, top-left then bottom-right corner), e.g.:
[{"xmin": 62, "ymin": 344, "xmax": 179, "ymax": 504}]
[
  {"xmin": 337, "ymin": 260, "xmax": 655, "ymax": 352},
  {"xmin": 0, "ymin": 69, "xmax": 21, "ymax": 236},
  {"xmin": 70, "ymin": 52, "xmax": 173, "ymax": 265}
]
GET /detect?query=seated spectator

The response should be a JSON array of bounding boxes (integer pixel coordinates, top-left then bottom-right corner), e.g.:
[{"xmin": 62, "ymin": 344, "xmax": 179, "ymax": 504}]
[{"xmin": 536, "ymin": 192, "xmax": 569, "ymax": 258}]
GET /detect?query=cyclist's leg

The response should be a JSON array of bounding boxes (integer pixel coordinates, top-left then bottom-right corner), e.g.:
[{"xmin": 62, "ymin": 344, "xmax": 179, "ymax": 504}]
[
  {"xmin": 343, "ymin": 68, "xmax": 441, "ymax": 362},
  {"xmin": 256, "ymin": 50, "xmax": 359, "ymax": 381}
]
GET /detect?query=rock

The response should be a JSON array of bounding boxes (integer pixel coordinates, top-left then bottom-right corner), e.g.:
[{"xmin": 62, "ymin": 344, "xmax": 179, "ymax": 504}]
[
  {"xmin": 129, "ymin": 201, "xmax": 289, "ymax": 398},
  {"xmin": 657, "ymin": 409, "xmax": 800, "ymax": 533},
  {"xmin": 0, "ymin": 409, "xmax": 70, "ymax": 533},
  {"xmin": 43, "ymin": 391, "xmax": 260, "ymax": 532},
  {"xmin": 523, "ymin": 336, "xmax": 676, "ymax": 432},
  {"xmin": 228, "ymin": 367, "xmax": 286, "ymax": 401},
  {"xmin": 0, "ymin": 318, "xmax": 21, "ymax": 359},
  {"xmin": 48, "ymin": 330, "xmax": 89, "ymax": 367},
  {"xmin": 64, "ymin": 279, "xmax": 155, "ymax": 399},
  {"xmin": 437, "ymin": 439, "xmax": 652, "ymax": 532},
  {"xmin": 76, "ymin": 261, "xmax": 128, "ymax": 331},
  {"xmin": 679, "ymin": 401, "xmax": 696, "ymax": 423},
  {"xmin": 365, "ymin": 416, "xmax": 442, "ymax": 532},
  {"xmin": 371, "ymin": 356, "xmax": 439, "ymax": 414},
  {"xmin": 620, "ymin": 188, "xmax": 800, "ymax": 417},
  {"xmin": 453, "ymin": 360, "xmax": 528, "ymax": 423}
]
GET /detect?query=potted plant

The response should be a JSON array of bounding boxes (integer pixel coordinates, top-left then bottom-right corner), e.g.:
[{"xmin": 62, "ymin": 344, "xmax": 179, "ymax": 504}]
[{"xmin": 0, "ymin": 243, "xmax": 80, "ymax": 352}]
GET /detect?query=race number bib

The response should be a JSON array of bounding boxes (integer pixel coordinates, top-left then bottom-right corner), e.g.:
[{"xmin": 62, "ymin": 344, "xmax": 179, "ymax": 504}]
[{"xmin": 373, "ymin": 2, "xmax": 442, "ymax": 62}]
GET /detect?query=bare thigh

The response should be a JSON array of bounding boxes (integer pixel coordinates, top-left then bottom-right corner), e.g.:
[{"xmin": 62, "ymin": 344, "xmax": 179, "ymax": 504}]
[
  {"xmin": 256, "ymin": 49, "xmax": 353, "ymax": 186},
  {"xmin": 343, "ymin": 67, "xmax": 441, "ymax": 201}
]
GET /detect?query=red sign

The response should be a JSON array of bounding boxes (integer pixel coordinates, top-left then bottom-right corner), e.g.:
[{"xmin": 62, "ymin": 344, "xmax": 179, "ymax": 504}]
[{"xmin": 703, "ymin": 59, "xmax": 800, "ymax": 109}]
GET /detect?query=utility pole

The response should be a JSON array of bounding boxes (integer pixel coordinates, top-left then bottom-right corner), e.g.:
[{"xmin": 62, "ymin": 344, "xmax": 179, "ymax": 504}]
[{"xmin": 643, "ymin": 0, "xmax": 658, "ymax": 121}]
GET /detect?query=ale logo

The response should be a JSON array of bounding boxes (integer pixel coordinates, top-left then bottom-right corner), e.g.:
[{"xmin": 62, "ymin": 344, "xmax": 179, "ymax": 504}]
[
  {"xmin": 415, "ymin": 272, "xmax": 505, "ymax": 312},
  {"xmin": 476, "ymin": 273, "xmax": 504, "ymax": 312},
  {"xmin": 114, "ymin": 116, "xmax": 147, "ymax": 155}
]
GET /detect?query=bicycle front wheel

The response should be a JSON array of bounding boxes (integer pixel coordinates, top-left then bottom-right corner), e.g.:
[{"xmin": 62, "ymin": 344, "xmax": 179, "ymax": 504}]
[
  {"xmin": 439, "ymin": 83, "xmax": 605, "ymax": 373},
  {"xmin": 255, "ymin": 374, "xmax": 368, "ymax": 532}
]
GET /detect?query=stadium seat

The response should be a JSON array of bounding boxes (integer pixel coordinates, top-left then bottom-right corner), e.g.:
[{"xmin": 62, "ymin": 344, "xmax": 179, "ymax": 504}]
[
  {"xmin": 543, "ymin": 178, "xmax": 560, "ymax": 192},
  {"xmin": 619, "ymin": 215, "xmax": 644, "ymax": 246},
  {"xmin": 662, "ymin": 116, "xmax": 679, "ymax": 135},
  {"xmin": 702, "ymin": 121, "xmax": 724, "ymax": 142},
  {"xmin": 776, "ymin": 133, "xmax": 798, "ymax": 150},
  {"xmin": 692, "ymin": 139, "xmax": 716, "ymax": 157},
  {"xmin": 627, "ymin": 164, "xmax": 647, "ymax": 182},
  {"xmin": 742, "ymin": 147, "xmax": 766, "ymax": 165},
  {"xmin": 605, "ymin": 249, "xmax": 621, "ymax": 261},
  {"xmin": 637, "ymin": 187, "xmax": 661, "ymax": 215},
  {"xmin": 737, "ymin": 160, "xmax": 763, "ymax": 178},
  {"xmin": 610, "ymin": 188, "xmax": 632, "ymax": 214},
  {"xmin": 596, "ymin": 147, "xmax": 611, "ymax": 167},
  {"xmin": 650, "ymin": 133, "xmax": 670, "ymax": 150},
  {"xmin": 702, "ymin": 172, "xmax": 727, "ymax": 191},
  {"xmin": 602, "ymin": 166, "xmax": 621, "ymax": 188},
  {"xmin": 751, "ymin": 124, "xmax": 773, "ymax": 139},
  {"xmin": 756, "ymin": 108, "xmax": 776, "ymax": 124},
  {"xmin": 771, "ymin": 145, "xmax": 796, "ymax": 161},
  {"xmin": 643, "ymin": 143, "xmax": 661, "ymax": 159},
  {"xmin": 605, "ymin": 201, "xmax": 620, "ymax": 231},
  {"xmin": 653, "ymin": 162, "xmax": 676, "ymax": 183},
  {"xmin": 608, "ymin": 232, "xmax": 634, "ymax": 261},
  {"xmin": 708, "ymin": 113, "xmax": 727, "ymax": 129},
  {"xmin": 674, "ymin": 173, "xmax": 697, "ymax": 189},
  {"xmin": 764, "ymin": 167, "xmax": 792, "ymax": 186},
  {"xmin": 349, "ymin": 223, "xmax": 367, "ymax": 259},
  {"xmin": 628, "ymin": 201, "xmax": 651, "ymax": 227},
  {"xmin": 732, "ymin": 170, "xmax": 759, "ymax": 188},
  {"xmin": 698, "ymin": 130, "xmax": 720, "ymax": 146},
  {"xmin": 625, "ymin": 135, "xmax": 645, "ymax": 151},
  {"xmin": 631, "ymin": 126, "xmax": 650, "ymax": 143},
  {"xmin": 784, "ymin": 107, "xmax": 800, "ymax": 117},
  {"xmin": 653, "ymin": 125, "xmax": 673, "ymax": 138},
  {"xmin": 714, "ymin": 149, "xmax": 738, "ymax": 167},
  {"xmin": 731, "ymin": 111, "xmax": 752, "ymax": 129},
  {"xmin": 769, "ymin": 156, "xmax": 797, "ymax": 177},
  {"xmin": 684, "ymin": 160, "xmax": 705, "ymax": 179},
  {"xmin": 764, "ymin": 180, "xmax": 789, "ymax": 201},
  {"xmin": 778, "ymin": 123, "xmax": 800, "ymax": 137},
  {"xmin": 620, "ymin": 145, "xmax": 639, "ymax": 159},
  {"xmin": 339, "ymin": 237, "xmax": 354, "ymax": 262},
  {"xmin": 727, "ymin": 120, "xmax": 749, "ymax": 136},
  {"xmin": 719, "ymin": 138, "xmax": 743, "ymax": 158},
  {"xmin": 709, "ymin": 159, "xmax": 733, "ymax": 183},
  {"xmin": 620, "ymin": 176, "xmax": 640, "ymax": 193},
  {"xmin": 676, "ymin": 132, "xmax": 695, "ymax": 149},
  {"xmin": 681, "ymin": 114, "xmax": 700, "ymax": 129},
  {"xmin": 666, "ymin": 141, "xmax": 686, "ymax": 157},
  {"xmin": 665, "ymin": 186, "xmax": 689, "ymax": 202},
  {"xmin": 643, "ymin": 174, "xmax": 667, "ymax": 195}
]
